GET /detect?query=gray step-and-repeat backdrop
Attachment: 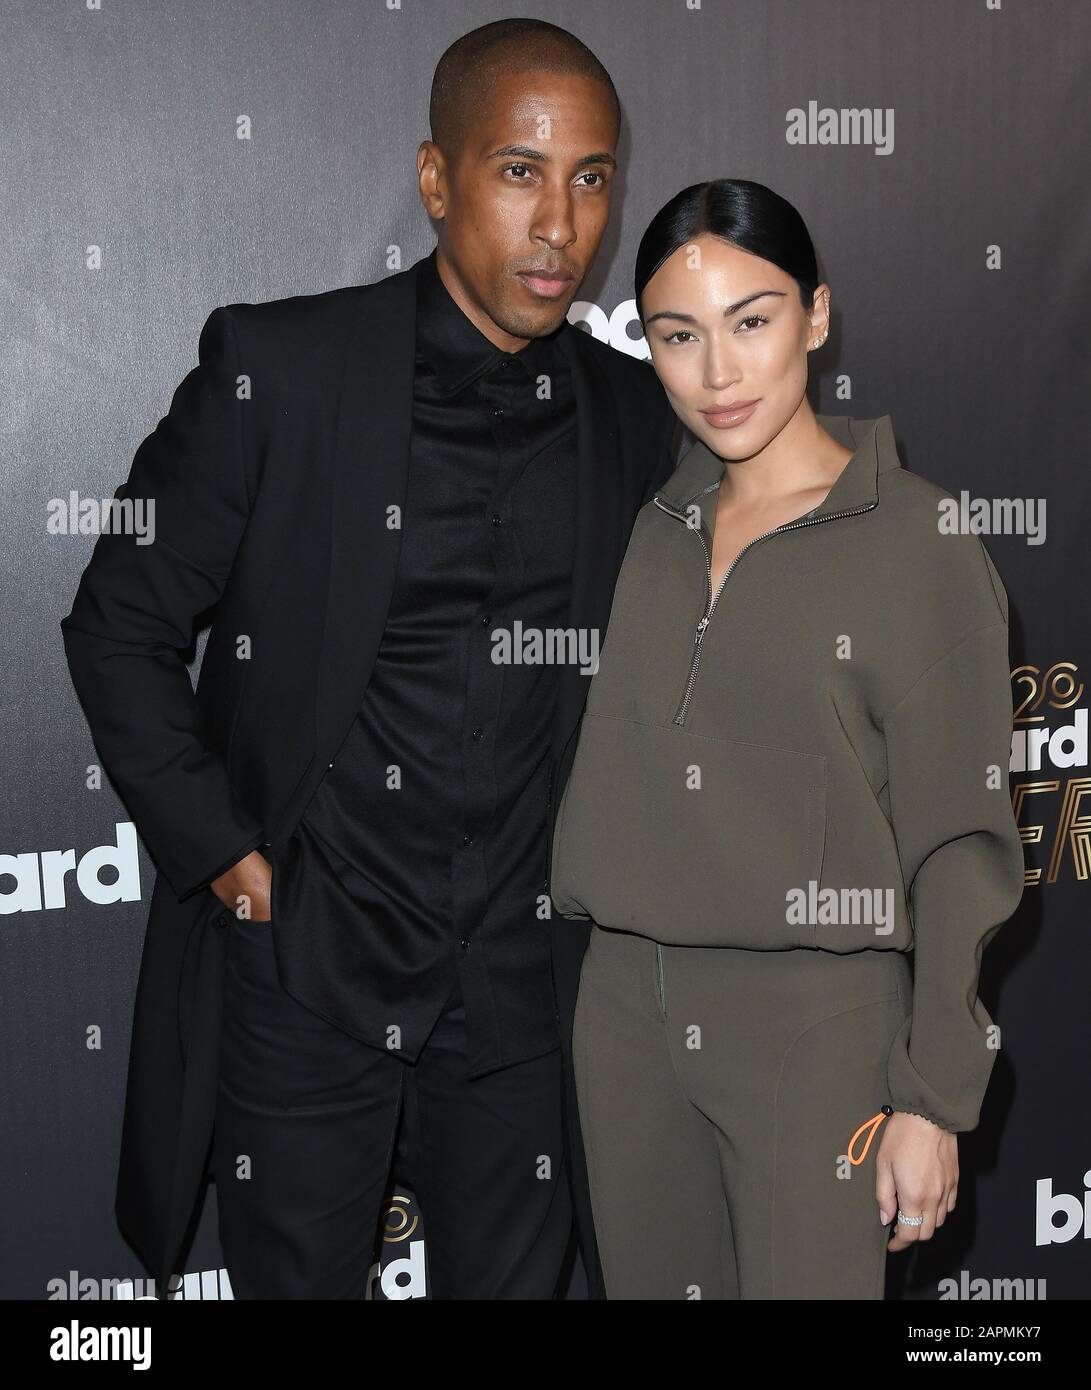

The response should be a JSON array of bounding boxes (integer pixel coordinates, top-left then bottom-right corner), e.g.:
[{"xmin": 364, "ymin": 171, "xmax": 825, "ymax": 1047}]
[{"xmin": 2, "ymin": 1, "xmax": 1088, "ymax": 1301}]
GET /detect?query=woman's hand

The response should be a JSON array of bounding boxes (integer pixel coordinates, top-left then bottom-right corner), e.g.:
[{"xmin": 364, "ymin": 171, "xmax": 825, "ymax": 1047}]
[{"xmin": 875, "ymin": 1111, "xmax": 959, "ymax": 1251}]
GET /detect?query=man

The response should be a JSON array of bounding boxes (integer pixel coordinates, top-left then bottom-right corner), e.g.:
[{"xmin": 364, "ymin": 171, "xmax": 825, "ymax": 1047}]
[{"xmin": 61, "ymin": 17, "xmax": 679, "ymax": 1298}]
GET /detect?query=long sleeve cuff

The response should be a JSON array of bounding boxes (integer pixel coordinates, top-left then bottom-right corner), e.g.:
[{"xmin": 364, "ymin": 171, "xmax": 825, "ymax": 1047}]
[{"xmin": 192, "ymin": 831, "xmax": 267, "ymax": 897}]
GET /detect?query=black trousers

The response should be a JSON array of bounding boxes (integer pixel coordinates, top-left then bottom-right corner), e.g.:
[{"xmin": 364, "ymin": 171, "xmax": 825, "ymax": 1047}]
[{"xmin": 212, "ymin": 915, "xmax": 573, "ymax": 1299}]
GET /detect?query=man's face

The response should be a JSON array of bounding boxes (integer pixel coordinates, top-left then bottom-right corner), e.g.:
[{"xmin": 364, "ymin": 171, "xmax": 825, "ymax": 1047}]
[{"xmin": 417, "ymin": 70, "xmax": 619, "ymax": 350}]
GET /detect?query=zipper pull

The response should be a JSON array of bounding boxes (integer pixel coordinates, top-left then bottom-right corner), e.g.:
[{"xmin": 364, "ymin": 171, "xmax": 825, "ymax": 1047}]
[
  {"xmin": 694, "ymin": 615, "xmax": 709, "ymax": 644},
  {"xmin": 847, "ymin": 1104, "xmax": 894, "ymax": 1165}
]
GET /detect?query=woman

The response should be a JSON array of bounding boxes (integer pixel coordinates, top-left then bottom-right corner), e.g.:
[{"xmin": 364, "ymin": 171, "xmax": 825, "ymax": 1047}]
[{"xmin": 549, "ymin": 178, "xmax": 1025, "ymax": 1300}]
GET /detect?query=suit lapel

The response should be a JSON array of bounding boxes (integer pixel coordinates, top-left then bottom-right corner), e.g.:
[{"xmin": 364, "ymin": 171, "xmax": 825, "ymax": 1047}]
[
  {"xmin": 551, "ymin": 328, "xmax": 625, "ymax": 767},
  {"xmin": 314, "ymin": 259, "xmax": 419, "ymax": 757}
]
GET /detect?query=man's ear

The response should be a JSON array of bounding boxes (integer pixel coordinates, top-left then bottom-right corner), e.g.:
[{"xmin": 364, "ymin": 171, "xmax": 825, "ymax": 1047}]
[{"xmin": 417, "ymin": 142, "xmax": 446, "ymax": 219}]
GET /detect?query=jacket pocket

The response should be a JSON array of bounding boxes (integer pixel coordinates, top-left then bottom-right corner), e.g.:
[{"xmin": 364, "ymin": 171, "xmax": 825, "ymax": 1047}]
[{"xmin": 549, "ymin": 713, "xmax": 826, "ymax": 948}]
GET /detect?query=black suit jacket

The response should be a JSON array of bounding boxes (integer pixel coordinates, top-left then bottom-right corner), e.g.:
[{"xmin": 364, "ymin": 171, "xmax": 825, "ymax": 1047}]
[{"xmin": 60, "ymin": 253, "xmax": 681, "ymax": 1297}]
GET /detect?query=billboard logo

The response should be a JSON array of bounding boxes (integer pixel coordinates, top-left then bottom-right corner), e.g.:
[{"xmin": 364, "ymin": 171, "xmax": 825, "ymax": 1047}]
[{"xmin": 1, "ymin": 822, "xmax": 141, "ymax": 914}]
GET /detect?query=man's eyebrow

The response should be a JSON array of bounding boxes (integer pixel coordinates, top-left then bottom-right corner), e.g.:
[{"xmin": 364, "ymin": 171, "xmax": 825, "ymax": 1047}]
[
  {"xmin": 486, "ymin": 143, "xmax": 618, "ymax": 170},
  {"xmin": 643, "ymin": 289, "xmax": 787, "ymax": 327}
]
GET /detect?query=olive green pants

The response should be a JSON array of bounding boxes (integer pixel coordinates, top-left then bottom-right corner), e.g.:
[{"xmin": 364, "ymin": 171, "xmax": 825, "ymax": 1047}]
[{"xmin": 573, "ymin": 924, "xmax": 913, "ymax": 1299}]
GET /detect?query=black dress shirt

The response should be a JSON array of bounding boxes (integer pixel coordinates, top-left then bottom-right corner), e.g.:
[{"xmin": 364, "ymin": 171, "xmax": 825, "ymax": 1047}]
[{"xmin": 265, "ymin": 247, "xmax": 578, "ymax": 1077}]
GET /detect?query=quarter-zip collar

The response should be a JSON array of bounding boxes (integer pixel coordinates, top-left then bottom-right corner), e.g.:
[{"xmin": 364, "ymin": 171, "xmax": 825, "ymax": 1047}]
[{"xmin": 653, "ymin": 412, "xmax": 900, "ymax": 517}]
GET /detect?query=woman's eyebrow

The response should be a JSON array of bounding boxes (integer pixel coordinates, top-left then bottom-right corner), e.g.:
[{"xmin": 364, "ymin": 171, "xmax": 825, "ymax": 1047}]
[{"xmin": 644, "ymin": 289, "xmax": 787, "ymax": 327}]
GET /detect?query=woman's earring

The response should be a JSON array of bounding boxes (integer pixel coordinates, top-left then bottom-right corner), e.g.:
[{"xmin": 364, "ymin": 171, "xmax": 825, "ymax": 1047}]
[{"xmin": 811, "ymin": 300, "xmax": 829, "ymax": 349}]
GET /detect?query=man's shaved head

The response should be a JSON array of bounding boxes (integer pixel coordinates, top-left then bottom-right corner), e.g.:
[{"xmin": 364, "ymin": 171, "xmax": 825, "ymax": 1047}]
[
  {"xmin": 418, "ymin": 19, "xmax": 621, "ymax": 352},
  {"xmin": 429, "ymin": 18, "xmax": 620, "ymax": 163}
]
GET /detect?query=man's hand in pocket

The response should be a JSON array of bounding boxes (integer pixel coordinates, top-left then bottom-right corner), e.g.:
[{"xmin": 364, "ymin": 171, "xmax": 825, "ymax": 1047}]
[{"xmin": 211, "ymin": 850, "xmax": 272, "ymax": 922}]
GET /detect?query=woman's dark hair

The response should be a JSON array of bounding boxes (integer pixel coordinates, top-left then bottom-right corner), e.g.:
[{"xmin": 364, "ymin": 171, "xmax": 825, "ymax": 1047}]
[{"xmin": 634, "ymin": 179, "xmax": 819, "ymax": 323}]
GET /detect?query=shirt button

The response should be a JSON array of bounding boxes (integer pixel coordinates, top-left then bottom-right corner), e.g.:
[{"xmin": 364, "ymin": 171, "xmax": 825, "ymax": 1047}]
[
  {"xmin": 471, "ymin": 728, "xmax": 485, "ymax": 741},
  {"xmin": 492, "ymin": 406, "xmax": 504, "ymax": 417},
  {"xmin": 491, "ymin": 513, "xmax": 502, "ymax": 527},
  {"xmin": 462, "ymin": 833, "xmax": 475, "ymax": 847},
  {"xmin": 480, "ymin": 614, "xmax": 491, "ymax": 626},
  {"xmin": 460, "ymin": 938, "xmax": 470, "ymax": 950}
]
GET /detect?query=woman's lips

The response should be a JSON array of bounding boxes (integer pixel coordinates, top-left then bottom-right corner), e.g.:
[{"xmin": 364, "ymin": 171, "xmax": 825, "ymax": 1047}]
[
  {"xmin": 699, "ymin": 399, "xmax": 760, "ymax": 428},
  {"xmin": 517, "ymin": 271, "xmax": 573, "ymax": 300}
]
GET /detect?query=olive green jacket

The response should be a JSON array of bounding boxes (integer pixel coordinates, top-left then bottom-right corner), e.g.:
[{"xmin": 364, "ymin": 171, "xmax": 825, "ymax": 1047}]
[{"xmin": 549, "ymin": 414, "xmax": 1025, "ymax": 1133}]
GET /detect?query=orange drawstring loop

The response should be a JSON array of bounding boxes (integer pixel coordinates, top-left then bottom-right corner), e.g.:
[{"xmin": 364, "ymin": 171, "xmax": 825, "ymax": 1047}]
[{"xmin": 848, "ymin": 1105, "xmax": 894, "ymax": 1165}]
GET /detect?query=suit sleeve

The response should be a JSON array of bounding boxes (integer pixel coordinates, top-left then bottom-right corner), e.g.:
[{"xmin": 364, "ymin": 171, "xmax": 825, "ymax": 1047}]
[
  {"xmin": 59, "ymin": 306, "xmax": 266, "ymax": 903},
  {"xmin": 881, "ymin": 617, "xmax": 1025, "ymax": 1132}
]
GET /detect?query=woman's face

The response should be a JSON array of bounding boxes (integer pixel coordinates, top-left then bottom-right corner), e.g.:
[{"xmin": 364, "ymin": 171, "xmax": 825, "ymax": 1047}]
[{"xmin": 641, "ymin": 232, "xmax": 828, "ymax": 458}]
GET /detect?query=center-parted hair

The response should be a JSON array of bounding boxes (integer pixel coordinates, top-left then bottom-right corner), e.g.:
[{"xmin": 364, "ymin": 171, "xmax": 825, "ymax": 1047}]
[
  {"xmin": 634, "ymin": 179, "xmax": 820, "ymax": 323},
  {"xmin": 429, "ymin": 18, "xmax": 620, "ymax": 162}
]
